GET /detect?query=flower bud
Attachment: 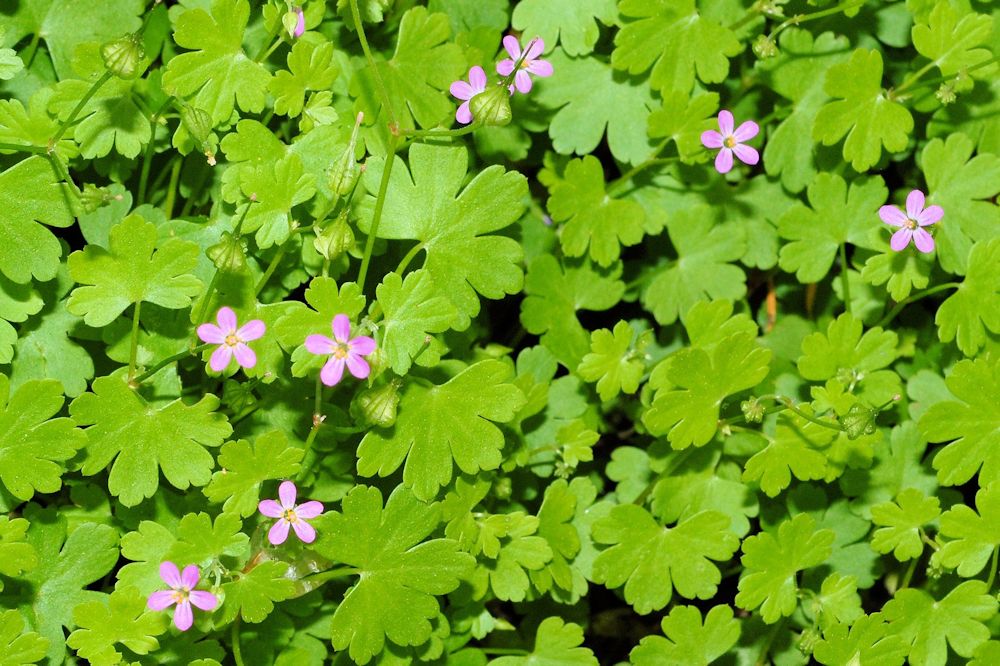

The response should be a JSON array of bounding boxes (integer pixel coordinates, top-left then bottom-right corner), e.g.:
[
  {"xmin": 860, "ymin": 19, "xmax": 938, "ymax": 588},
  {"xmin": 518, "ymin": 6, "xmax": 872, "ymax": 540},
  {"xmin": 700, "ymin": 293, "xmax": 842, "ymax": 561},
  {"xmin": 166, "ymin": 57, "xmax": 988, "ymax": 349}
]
[
  {"xmin": 469, "ymin": 85, "xmax": 512, "ymax": 127},
  {"xmin": 101, "ymin": 32, "xmax": 145, "ymax": 80},
  {"xmin": 740, "ymin": 397, "xmax": 766, "ymax": 424},
  {"xmin": 935, "ymin": 83, "xmax": 957, "ymax": 105},
  {"xmin": 752, "ymin": 34, "xmax": 778, "ymax": 59},
  {"xmin": 351, "ymin": 378, "xmax": 402, "ymax": 428},
  {"xmin": 284, "ymin": 7, "xmax": 306, "ymax": 38},
  {"xmin": 313, "ymin": 212, "xmax": 355, "ymax": 261},
  {"xmin": 328, "ymin": 112, "xmax": 364, "ymax": 197},
  {"xmin": 78, "ymin": 184, "xmax": 120, "ymax": 214},
  {"xmin": 841, "ymin": 402, "xmax": 877, "ymax": 440}
]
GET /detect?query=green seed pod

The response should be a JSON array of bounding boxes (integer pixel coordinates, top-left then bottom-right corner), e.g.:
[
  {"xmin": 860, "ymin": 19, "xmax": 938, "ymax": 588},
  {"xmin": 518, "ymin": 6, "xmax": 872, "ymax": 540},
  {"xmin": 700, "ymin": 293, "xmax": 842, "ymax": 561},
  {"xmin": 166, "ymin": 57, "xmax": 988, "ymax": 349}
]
[
  {"xmin": 841, "ymin": 402, "xmax": 877, "ymax": 440},
  {"xmin": 328, "ymin": 112, "xmax": 364, "ymax": 197},
  {"xmin": 180, "ymin": 105, "xmax": 214, "ymax": 145},
  {"xmin": 469, "ymin": 85, "xmax": 512, "ymax": 127},
  {"xmin": 740, "ymin": 397, "xmax": 766, "ymax": 424},
  {"xmin": 313, "ymin": 212, "xmax": 355, "ymax": 261},
  {"xmin": 751, "ymin": 34, "xmax": 778, "ymax": 60},
  {"xmin": 207, "ymin": 231, "xmax": 248, "ymax": 272},
  {"xmin": 101, "ymin": 32, "xmax": 145, "ymax": 80},
  {"xmin": 78, "ymin": 184, "xmax": 118, "ymax": 214},
  {"xmin": 351, "ymin": 378, "xmax": 402, "ymax": 428}
]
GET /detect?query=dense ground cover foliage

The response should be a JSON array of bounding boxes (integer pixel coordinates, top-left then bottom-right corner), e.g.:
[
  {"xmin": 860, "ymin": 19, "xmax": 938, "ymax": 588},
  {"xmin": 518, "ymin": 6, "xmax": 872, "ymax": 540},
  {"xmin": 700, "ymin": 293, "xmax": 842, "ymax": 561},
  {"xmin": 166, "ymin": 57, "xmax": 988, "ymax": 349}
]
[{"xmin": 0, "ymin": 0, "xmax": 999, "ymax": 664}]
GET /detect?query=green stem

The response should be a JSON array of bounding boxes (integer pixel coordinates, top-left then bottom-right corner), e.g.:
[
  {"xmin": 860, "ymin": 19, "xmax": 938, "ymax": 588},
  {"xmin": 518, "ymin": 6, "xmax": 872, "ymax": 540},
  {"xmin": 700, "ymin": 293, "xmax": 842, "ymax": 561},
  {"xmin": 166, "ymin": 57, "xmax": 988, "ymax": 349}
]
[
  {"xmin": 606, "ymin": 140, "xmax": 674, "ymax": 195},
  {"xmin": 138, "ymin": 97, "xmax": 174, "ymax": 205},
  {"xmin": 254, "ymin": 243, "xmax": 288, "ymax": 297},
  {"xmin": 768, "ymin": 0, "xmax": 868, "ymax": 40},
  {"xmin": 394, "ymin": 242, "xmax": 425, "ymax": 276},
  {"xmin": 127, "ymin": 302, "xmax": 142, "ymax": 382},
  {"xmin": 133, "ymin": 343, "xmax": 212, "ymax": 384},
  {"xmin": 780, "ymin": 399, "xmax": 844, "ymax": 432},
  {"xmin": 0, "ymin": 142, "xmax": 46, "ymax": 155},
  {"xmin": 898, "ymin": 54, "xmax": 1000, "ymax": 94},
  {"xmin": 50, "ymin": 71, "xmax": 112, "ymax": 148},
  {"xmin": 256, "ymin": 38, "xmax": 283, "ymax": 64},
  {"xmin": 163, "ymin": 156, "xmax": 182, "ymax": 218},
  {"xmin": 358, "ymin": 134, "xmax": 398, "ymax": 293},
  {"xmin": 477, "ymin": 648, "xmax": 531, "ymax": 656},
  {"xmin": 22, "ymin": 30, "xmax": 41, "ymax": 69},
  {"xmin": 894, "ymin": 60, "xmax": 940, "ymax": 96},
  {"xmin": 754, "ymin": 618, "xmax": 785, "ymax": 666},
  {"xmin": 899, "ymin": 555, "xmax": 920, "ymax": 591},
  {"xmin": 876, "ymin": 282, "xmax": 961, "ymax": 328},
  {"xmin": 986, "ymin": 546, "xmax": 999, "ymax": 591},
  {"xmin": 397, "ymin": 124, "xmax": 477, "ymax": 140},
  {"xmin": 728, "ymin": 3, "xmax": 763, "ymax": 31},
  {"xmin": 839, "ymin": 242, "xmax": 852, "ymax": 315},
  {"xmin": 349, "ymin": 0, "xmax": 397, "ymax": 128},
  {"xmin": 302, "ymin": 566, "xmax": 360, "ymax": 586},
  {"xmin": 232, "ymin": 618, "xmax": 245, "ymax": 666}
]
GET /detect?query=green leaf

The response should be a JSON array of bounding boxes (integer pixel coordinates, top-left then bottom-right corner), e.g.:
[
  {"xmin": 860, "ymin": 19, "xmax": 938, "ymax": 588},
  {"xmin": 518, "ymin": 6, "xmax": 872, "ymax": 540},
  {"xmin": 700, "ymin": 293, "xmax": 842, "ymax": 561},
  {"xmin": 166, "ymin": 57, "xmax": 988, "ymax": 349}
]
[
  {"xmin": 0, "ymin": 156, "xmax": 73, "ymax": 284},
  {"xmin": 883, "ymin": 581, "xmax": 997, "ymax": 665},
  {"xmin": 735, "ymin": 514, "xmax": 835, "ymax": 623},
  {"xmin": 0, "ymin": 609, "xmax": 48, "ymax": 666},
  {"xmin": 641, "ymin": 211, "xmax": 746, "ymax": 325},
  {"xmin": 936, "ymin": 241, "xmax": 1000, "ymax": 358},
  {"xmin": 521, "ymin": 256, "xmax": 624, "ymax": 369},
  {"xmin": 643, "ymin": 333, "xmax": 771, "ymax": 449},
  {"xmin": 813, "ymin": 48, "xmax": 913, "ymax": 172},
  {"xmin": 9, "ymin": 300, "xmax": 94, "ymax": 398},
  {"xmin": 359, "ymin": 143, "xmax": 527, "ymax": 328},
  {"xmin": 797, "ymin": 313, "xmax": 898, "ymax": 382},
  {"xmin": 70, "ymin": 373, "xmax": 232, "ymax": 506},
  {"xmin": 628, "ymin": 605, "xmax": 740, "ymax": 666},
  {"xmin": 611, "ymin": 0, "xmax": 741, "ymax": 93},
  {"xmin": 219, "ymin": 560, "xmax": 295, "ymax": 624},
  {"xmin": 0, "ymin": 374, "xmax": 85, "ymax": 501},
  {"xmin": 203, "ymin": 431, "xmax": 304, "ymax": 517},
  {"xmin": 813, "ymin": 613, "xmax": 907, "ymax": 666},
  {"xmin": 0, "ymin": 46, "xmax": 22, "ymax": 81},
  {"xmin": 66, "ymin": 214, "xmax": 202, "ymax": 327},
  {"xmin": 535, "ymin": 49, "xmax": 658, "ymax": 165},
  {"xmin": 870, "ymin": 488, "xmax": 941, "ymax": 561},
  {"xmin": 591, "ymin": 505, "xmax": 740, "ymax": 614},
  {"xmin": 490, "ymin": 617, "xmax": 597, "ymax": 666},
  {"xmin": 920, "ymin": 354, "xmax": 1000, "ymax": 486},
  {"xmin": 0, "ymin": 516, "xmax": 37, "ymax": 587},
  {"xmin": 274, "ymin": 278, "xmax": 366, "ymax": 374},
  {"xmin": 938, "ymin": 484, "xmax": 1000, "ymax": 577},
  {"xmin": 374, "ymin": 270, "xmax": 457, "ymax": 375},
  {"xmin": 810, "ymin": 573, "xmax": 864, "ymax": 631},
  {"xmin": 777, "ymin": 173, "xmax": 886, "ymax": 282},
  {"xmin": 511, "ymin": 0, "xmax": 617, "ymax": 56},
  {"xmin": 162, "ymin": 0, "xmax": 271, "ymax": 124},
  {"xmin": 235, "ymin": 154, "xmax": 317, "ymax": 248},
  {"xmin": 647, "ymin": 90, "xmax": 720, "ymax": 162},
  {"xmin": 357, "ymin": 360, "xmax": 525, "ymax": 501},
  {"xmin": 577, "ymin": 321, "xmax": 650, "ymax": 402},
  {"xmin": 547, "ymin": 155, "xmax": 645, "ymax": 266},
  {"xmin": 312, "ymin": 485, "xmax": 475, "ymax": 665},
  {"xmin": 472, "ymin": 512, "xmax": 553, "ymax": 602},
  {"xmin": 269, "ymin": 40, "xmax": 338, "ymax": 118},
  {"xmin": 529, "ymin": 479, "xmax": 587, "ymax": 599},
  {"xmin": 0, "ymin": 93, "xmax": 77, "ymax": 161},
  {"xmin": 861, "ymin": 241, "xmax": 934, "ymax": 302},
  {"xmin": 67, "ymin": 586, "xmax": 166, "ymax": 666},
  {"xmin": 743, "ymin": 410, "xmax": 838, "ymax": 497},
  {"xmin": 912, "ymin": 3, "xmax": 995, "ymax": 80}
]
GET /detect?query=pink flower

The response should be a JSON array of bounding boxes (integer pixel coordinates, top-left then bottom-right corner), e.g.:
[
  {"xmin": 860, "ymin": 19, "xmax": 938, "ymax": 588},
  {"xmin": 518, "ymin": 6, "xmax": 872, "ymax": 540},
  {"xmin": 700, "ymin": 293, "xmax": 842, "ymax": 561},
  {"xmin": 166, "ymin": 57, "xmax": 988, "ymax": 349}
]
[
  {"xmin": 701, "ymin": 110, "xmax": 760, "ymax": 174},
  {"xmin": 305, "ymin": 314, "xmax": 376, "ymax": 387},
  {"xmin": 496, "ymin": 35, "xmax": 553, "ymax": 94},
  {"xmin": 292, "ymin": 7, "xmax": 306, "ymax": 38},
  {"xmin": 879, "ymin": 189, "xmax": 942, "ymax": 253},
  {"xmin": 258, "ymin": 480, "xmax": 324, "ymax": 545},
  {"xmin": 450, "ymin": 66, "xmax": 488, "ymax": 124},
  {"xmin": 197, "ymin": 307, "xmax": 266, "ymax": 372},
  {"xmin": 147, "ymin": 562, "xmax": 218, "ymax": 631}
]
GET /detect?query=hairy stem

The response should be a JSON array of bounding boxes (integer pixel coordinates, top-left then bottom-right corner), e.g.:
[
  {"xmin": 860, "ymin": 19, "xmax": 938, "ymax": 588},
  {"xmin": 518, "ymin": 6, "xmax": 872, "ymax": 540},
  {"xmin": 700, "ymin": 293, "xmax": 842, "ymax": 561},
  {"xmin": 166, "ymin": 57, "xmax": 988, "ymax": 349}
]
[
  {"xmin": 839, "ymin": 242, "xmax": 852, "ymax": 315},
  {"xmin": 138, "ymin": 97, "xmax": 174, "ymax": 205},
  {"xmin": 358, "ymin": 134, "xmax": 398, "ymax": 293},
  {"xmin": 876, "ymin": 282, "xmax": 961, "ymax": 328},
  {"xmin": 50, "ymin": 71, "xmax": 112, "ymax": 148},
  {"xmin": 133, "ymin": 343, "xmax": 212, "ymax": 384},
  {"xmin": 779, "ymin": 399, "xmax": 844, "ymax": 432},
  {"xmin": 127, "ymin": 301, "xmax": 142, "ymax": 382}
]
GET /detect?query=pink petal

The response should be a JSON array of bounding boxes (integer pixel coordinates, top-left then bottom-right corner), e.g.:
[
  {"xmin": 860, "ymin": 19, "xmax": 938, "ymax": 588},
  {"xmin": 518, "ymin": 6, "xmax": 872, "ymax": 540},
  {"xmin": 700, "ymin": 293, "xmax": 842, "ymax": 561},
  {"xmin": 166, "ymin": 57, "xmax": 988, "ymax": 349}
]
[
  {"xmin": 346, "ymin": 353, "xmax": 371, "ymax": 379},
  {"xmin": 502, "ymin": 35, "xmax": 521, "ymax": 60},
  {"xmin": 293, "ymin": 8, "xmax": 305, "ymax": 37},
  {"xmin": 173, "ymin": 601, "xmax": 194, "ymax": 631},
  {"xmin": 237, "ymin": 319, "xmax": 266, "ymax": 341},
  {"xmin": 456, "ymin": 101, "xmax": 473, "ymax": 124},
  {"xmin": 717, "ymin": 110, "xmax": 734, "ymax": 136},
  {"xmin": 450, "ymin": 80, "xmax": 474, "ymax": 100},
  {"xmin": 278, "ymin": 480, "xmax": 297, "ymax": 509},
  {"xmin": 732, "ymin": 143, "xmax": 759, "ymax": 166},
  {"xmin": 233, "ymin": 343, "xmax": 257, "ymax": 369},
  {"xmin": 890, "ymin": 228, "xmax": 913, "ymax": 251},
  {"xmin": 147, "ymin": 590, "xmax": 177, "ymax": 611},
  {"xmin": 879, "ymin": 205, "xmax": 908, "ymax": 227},
  {"xmin": 209, "ymin": 344, "xmax": 233, "ymax": 372},
  {"xmin": 320, "ymin": 357, "xmax": 346, "ymax": 386},
  {"xmin": 496, "ymin": 59, "xmax": 515, "ymax": 77},
  {"xmin": 525, "ymin": 37, "xmax": 544, "ymax": 61},
  {"xmin": 527, "ymin": 59, "xmax": 553, "ymax": 77},
  {"xmin": 469, "ymin": 66, "xmax": 487, "ymax": 91},
  {"xmin": 332, "ymin": 314, "xmax": 351, "ymax": 343},
  {"xmin": 189, "ymin": 590, "xmax": 218, "ymax": 611},
  {"xmin": 906, "ymin": 190, "xmax": 925, "ymax": 219},
  {"xmin": 292, "ymin": 520, "xmax": 316, "ymax": 543},
  {"xmin": 268, "ymin": 519, "xmax": 290, "ymax": 545},
  {"xmin": 180, "ymin": 565, "xmax": 200, "ymax": 590},
  {"xmin": 305, "ymin": 334, "xmax": 335, "ymax": 355},
  {"xmin": 216, "ymin": 307, "xmax": 238, "ymax": 333},
  {"xmin": 514, "ymin": 70, "xmax": 532, "ymax": 94},
  {"xmin": 258, "ymin": 499, "xmax": 283, "ymax": 518},
  {"xmin": 348, "ymin": 335, "xmax": 376, "ymax": 356},
  {"xmin": 160, "ymin": 561, "xmax": 182, "ymax": 589},
  {"xmin": 715, "ymin": 148, "xmax": 734, "ymax": 174},
  {"xmin": 295, "ymin": 500, "xmax": 324, "ymax": 519},
  {"xmin": 917, "ymin": 204, "xmax": 943, "ymax": 226},
  {"xmin": 912, "ymin": 228, "xmax": 935, "ymax": 253},
  {"xmin": 197, "ymin": 323, "xmax": 225, "ymax": 344},
  {"xmin": 733, "ymin": 120, "xmax": 759, "ymax": 142},
  {"xmin": 701, "ymin": 130, "xmax": 724, "ymax": 149}
]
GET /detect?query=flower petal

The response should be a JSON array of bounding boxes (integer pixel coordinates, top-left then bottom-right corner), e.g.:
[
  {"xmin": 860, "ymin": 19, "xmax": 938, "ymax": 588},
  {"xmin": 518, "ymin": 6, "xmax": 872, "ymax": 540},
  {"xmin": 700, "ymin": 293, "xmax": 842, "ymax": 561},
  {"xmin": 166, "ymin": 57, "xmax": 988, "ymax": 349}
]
[
  {"xmin": 906, "ymin": 189, "xmax": 925, "ymax": 220},
  {"xmin": 173, "ymin": 601, "xmax": 194, "ymax": 631},
  {"xmin": 197, "ymin": 324, "xmax": 225, "ymax": 344},
  {"xmin": 890, "ymin": 228, "xmax": 913, "ymax": 251},
  {"xmin": 346, "ymin": 353, "xmax": 371, "ymax": 379},
  {"xmin": 527, "ymin": 59, "xmax": 553, "ymax": 77},
  {"xmin": 180, "ymin": 565, "xmax": 200, "ymax": 590},
  {"xmin": 295, "ymin": 500, "xmax": 324, "ymax": 519},
  {"xmin": 278, "ymin": 480, "xmax": 297, "ymax": 509},
  {"xmin": 160, "ymin": 561, "xmax": 182, "ymax": 589},
  {"xmin": 268, "ymin": 519, "xmax": 290, "ymax": 545},
  {"xmin": 258, "ymin": 499, "xmax": 283, "ymax": 518},
  {"xmin": 525, "ymin": 37, "xmax": 545, "ymax": 61},
  {"xmin": 450, "ymin": 80, "xmax": 473, "ymax": 100},
  {"xmin": 913, "ymin": 228, "xmax": 935, "ymax": 253},
  {"xmin": 292, "ymin": 519, "xmax": 316, "ymax": 543},
  {"xmin": 232, "ymin": 343, "xmax": 257, "ymax": 369},
  {"xmin": 469, "ymin": 66, "xmax": 487, "ymax": 90},
  {"xmin": 514, "ymin": 70, "xmax": 532, "ymax": 93},
  {"xmin": 293, "ymin": 8, "xmax": 306, "ymax": 38},
  {"xmin": 320, "ymin": 357, "xmax": 346, "ymax": 386},
  {"xmin": 189, "ymin": 590, "xmax": 218, "ymax": 611},
  {"xmin": 732, "ymin": 121, "xmax": 758, "ymax": 143},
  {"xmin": 456, "ymin": 101, "xmax": 473, "ymax": 124},
  {"xmin": 715, "ymin": 148, "xmax": 734, "ymax": 174},
  {"xmin": 917, "ymin": 204, "xmax": 943, "ymax": 226},
  {"xmin": 878, "ymin": 205, "xmax": 908, "ymax": 227},
  {"xmin": 496, "ymin": 59, "xmax": 515, "ymax": 77},
  {"xmin": 332, "ymin": 314, "xmax": 351, "ymax": 343},
  {"xmin": 732, "ymin": 143, "xmax": 759, "ymax": 166},
  {"xmin": 717, "ymin": 110, "xmax": 734, "ymax": 136},
  {"xmin": 348, "ymin": 335, "xmax": 376, "ymax": 356},
  {"xmin": 237, "ymin": 319, "xmax": 266, "ymax": 341},
  {"xmin": 209, "ymin": 344, "xmax": 233, "ymax": 372},
  {"xmin": 701, "ymin": 130, "xmax": 724, "ymax": 149},
  {"xmin": 216, "ymin": 307, "xmax": 238, "ymax": 333},
  {"xmin": 502, "ymin": 34, "xmax": 521, "ymax": 60},
  {"xmin": 305, "ymin": 334, "xmax": 335, "ymax": 355},
  {"xmin": 147, "ymin": 590, "xmax": 177, "ymax": 611}
]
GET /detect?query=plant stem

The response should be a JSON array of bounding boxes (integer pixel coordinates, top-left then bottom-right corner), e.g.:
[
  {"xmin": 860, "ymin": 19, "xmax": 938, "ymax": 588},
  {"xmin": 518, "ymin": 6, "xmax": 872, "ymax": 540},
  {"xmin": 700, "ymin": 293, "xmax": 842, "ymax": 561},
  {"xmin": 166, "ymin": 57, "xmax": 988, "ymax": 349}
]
[
  {"xmin": 0, "ymin": 142, "xmax": 46, "ymax": 155},
  {"xmin": 50, "ymin": 71, "xmax": 112, "ymax": 148},
  {"xmin": 839, "ymin": 242, "xmax": 852, "ymax": 315},
  {"xmin": 898, "ymin": 54, "xmax": 1000, "ymax": 94},
  {"xmin": 394, "ymin": 241, "xmax": 425, "ymax": 275},
  {"xmin": 133, "ymin": 343, "xmax": 212, "ymax": 384},
  {"xmin": 138, "ymin": 97, "xmax": 174, "ymax": 205},
  {"xmin": 899, "ymin": 555, "xmax": 920, "ymax": 591},
  {"xmin": 779, "ymin": 399, "xmax": 844, "ymax": 432},
  {"xmin": 396, "ymin": 124, "xmax": 477, "ymax": 140},
  {"xmin": 255, "ymin": 243, "xmax": 288, "ymax": 296},
  {"xmin": 302, "ymin": 566, "xmax": 360, "ymax": 586},
  {"xmin": 163, "ymin": 156, "xmax": 182, "ymax": 219},
  {"xmin": 349, "ymin": 0, "xmax": 397, "ymax": 128},
  {"xmin": 128, "ymin": 302, "xmax": 142, "ymax": 382},
  {"xmin": 894, "ymin": 61, "xmax": 940, "ymax": 96},
  {"xmin": 755, "ymin": 618, "xmax": 786, "ymax": 666},
  {"xmin": 232, "ymin": 618, "xmax": 245, "ymax": 666},
  {"xmin": 876, "ymin": 282, "xmax": 961, "ymax": 328},
  {"xmin": 986, "ymin": 546, "xmax": 999, "ymax": 591},
  {"xmin": 358, "ymin": 134, "xmax": 398, "ymax": 293},
  {"xmin": 768, "ymin": 0, "xmax": 868, "ymax": 41},
  {"xmin": 477, "ymin": 648, "xmax": 531, "ymax": 656}
]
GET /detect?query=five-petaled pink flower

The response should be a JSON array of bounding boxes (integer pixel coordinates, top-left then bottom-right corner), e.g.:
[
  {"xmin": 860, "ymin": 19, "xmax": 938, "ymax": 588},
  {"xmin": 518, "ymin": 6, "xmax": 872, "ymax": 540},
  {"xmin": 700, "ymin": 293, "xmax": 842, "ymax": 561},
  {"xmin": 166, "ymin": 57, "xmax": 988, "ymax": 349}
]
[
  {"xmin": 879, "ymin": 189, "xmax": 942, "ymax": 253},
  {"xmin": 292, "ymin": 7, "xmax": 306, "ymax": 38},
  {"xmin": 305, "ymin": 314, "xmax": 376, "ymax": 387},
  {"xmin": 197, "ymin": 307, "xmax": 266, "ymax": 372},
  {"xmin": 450, "ymin": 66, "xmax": 488, "ymax": 125},
  {"xmin": 259, "ymin": 480, "xmax": 324, "ymax": 545},
  {"xmin": 497, "ymin": 35, "xmax": 553, "ymax": 94},
  {"xmin": 147, "ymin": 561, "xmax": 218, "ymax": 631},
  {"xmin": 701, "ymin": 110, "xmax": 760, "ymax": 174}
]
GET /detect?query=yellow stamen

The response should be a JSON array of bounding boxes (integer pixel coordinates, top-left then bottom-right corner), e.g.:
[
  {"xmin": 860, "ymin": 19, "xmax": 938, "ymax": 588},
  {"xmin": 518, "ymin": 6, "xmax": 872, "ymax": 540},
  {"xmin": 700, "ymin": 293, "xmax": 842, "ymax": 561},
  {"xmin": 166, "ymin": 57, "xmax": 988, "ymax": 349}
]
[
  {"xmin": 332, "ymin": 343, "xmax": 349, "ymax": 359},
  {"xmin": 225, "ymin": 334, "xmax": 239, "ymax": 347},
  {"xmin": 724, "ymin": 136, "xmax": 737, "ymax": 149},
  {"xmin": 905, "ymin": 218, "xmax": 917, "ymax": 230},
  {"xmin": 282, "ymin": 509, "xmax": 299, "ymax": 523}
]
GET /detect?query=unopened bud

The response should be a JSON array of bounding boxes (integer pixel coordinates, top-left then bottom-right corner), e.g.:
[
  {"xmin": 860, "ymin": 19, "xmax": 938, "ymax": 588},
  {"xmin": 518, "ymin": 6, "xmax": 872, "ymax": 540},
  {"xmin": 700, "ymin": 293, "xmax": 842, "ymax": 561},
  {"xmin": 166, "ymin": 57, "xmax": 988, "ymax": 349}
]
[
  {"xmin": 841, "ymin": 403, "xmax": 877, "ymax": 440},
  {"xmin": 328, "ymin": 112, "xmax": 364, "ymax": 197},
  {"xmin": 741, "ymin": 397, "xmax": 766, "ymax": 423},
  {"xmin": 284, "ymin": 7, "xmax": 306, "ymax": 38},
  {"xmin": 313, "ymin": 212, "xmax": 355, "ymax": 261},
  {"xmin": 101, "ymin": 32, "xmax": 145, "ymax": 79},
  {"xmin": 752, "ymin": 34, "xmax": 778, "ymax": 59},
  {"xmin": 78, "ymin": 184, "xmax": 116, "ymax": 213},
  {"xmin": 351, "ymin": 378, "xmax": 402, "ymax": 428},
  {"xmin": 469, "ymin": 85, "xmax": 512, "ymax": 127},
  {"xmin": 935, "ymin": 82, "xmax": 957, "ymax": 105}
]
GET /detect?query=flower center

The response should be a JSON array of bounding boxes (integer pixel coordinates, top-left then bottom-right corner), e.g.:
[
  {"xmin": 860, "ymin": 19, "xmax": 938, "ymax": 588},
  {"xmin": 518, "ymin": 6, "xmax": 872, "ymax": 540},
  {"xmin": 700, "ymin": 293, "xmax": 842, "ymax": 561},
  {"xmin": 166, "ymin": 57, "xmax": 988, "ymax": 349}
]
[
  {"xmin": 905, "ymin": 218, "xmax": 918, "ymax": 230},
  {"xmin": 724, "ymin": 136, "xmax": 737, "ymax": 149},
  {"xmin": 332, "ymin": 343, "xmax": 349, "ymax": 359},
  {"xmin": 171, "ymin": 588, "xmax": 190, "ymax": 604},
  {"xmin": 225, "ymin": 333, "xmax": 240, "ymax": 347},
  {"xmin": 282, "ymin": 508, "xmax": 299, "ymax": 523}
]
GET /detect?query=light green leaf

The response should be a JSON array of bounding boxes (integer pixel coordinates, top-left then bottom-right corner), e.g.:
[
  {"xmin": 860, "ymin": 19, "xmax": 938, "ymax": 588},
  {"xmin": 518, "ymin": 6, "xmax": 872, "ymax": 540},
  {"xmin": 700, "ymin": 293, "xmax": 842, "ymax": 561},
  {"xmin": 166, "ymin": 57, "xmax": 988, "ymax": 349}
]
[
  {"xmin": 219, "ymin": 560, "xmax": 295, "ymax": 624},
  {"xmin": 67, "ymin": 586, "xmax": 166, "ymax": 666},
  {"xmin": 912, "ymin": 3, "xmax": 995, "ymax": 80},
  {"xmin": 871, "ymin": 488, "xmax": 941, "ymax": 561},
  {"xmin": 512, "ymin": 0, "xmax": 617, "ymax": 56},
  {"xmin": 269, "ymin": 40, "xmax": 338, "ymax": 118},
  {"xmin": 0, "ymin": 609, "xmax": 48, "ymax": 666},
  {"xmin": 938, "ymin": 484, "xmax": 1000, "ymax": 577},
  {"xmin": 577, "ymin": 321, "xmax": 650, "ymax": 402},
  {"xmin": 490, "ymin": 617, "xmax": 597, "ymax": 666},
  {"xmin": 375, "ymin": 270, "xmax": 457, "ymax": 375},
  {"xmin": 629, "ymin": 605, "xmax": 740, "ymax": 666},
  {"xmin": 203, "ymin": 431, "xmax": 304, "ymax": 517},
  {"xmin": 936, "ymin": 240, "xmax": 1000, "ymax": 357}
]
